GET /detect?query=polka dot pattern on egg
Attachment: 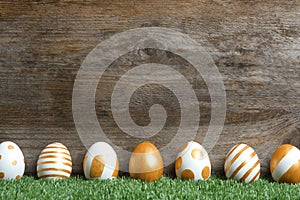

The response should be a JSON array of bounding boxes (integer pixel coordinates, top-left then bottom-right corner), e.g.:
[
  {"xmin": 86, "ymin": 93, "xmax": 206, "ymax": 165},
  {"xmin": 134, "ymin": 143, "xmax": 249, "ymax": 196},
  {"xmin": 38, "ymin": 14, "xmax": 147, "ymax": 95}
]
[
  {"xmin": 175, "ymin": 141, "xmax": 211, "ymax": 181},
  {"xmin": 0, "ymin": 141, "xmax": 25, "ymax": 180}
]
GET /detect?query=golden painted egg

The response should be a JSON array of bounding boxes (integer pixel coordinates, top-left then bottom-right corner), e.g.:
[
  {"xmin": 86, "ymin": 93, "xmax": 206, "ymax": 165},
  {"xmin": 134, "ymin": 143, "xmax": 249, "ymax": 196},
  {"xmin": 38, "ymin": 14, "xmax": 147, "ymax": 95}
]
[
  {"xmin": 37, "ymin": 142, "xmax": 72, "ymax": 179},
  {"xmin": 83, "ymin": 142, "xmax": 119, "ymax": 179},
  {"xmin": 175, "ymin": 141, "xmax": 211, "ymax": 181},
  {"xmin": 129, "ymin": 141, "xmax": 163, "ymax": 182},
  {"xmin": 270, "ymin": 144, "xmax": 300, "ymax": 183},
  {"xmin": 224, "ymin": 143, "xmax": 260, "ymax": 183},
  {"xmin": 0, "ymin": 141, "xmax": 25, "ymax": 180}
]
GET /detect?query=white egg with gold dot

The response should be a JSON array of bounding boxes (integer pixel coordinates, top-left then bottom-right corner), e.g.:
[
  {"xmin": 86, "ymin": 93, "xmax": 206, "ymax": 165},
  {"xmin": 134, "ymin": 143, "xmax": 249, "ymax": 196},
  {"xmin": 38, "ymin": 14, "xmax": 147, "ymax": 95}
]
[
  {"xmin": 83, "ymin": 142, "xmax": 119, "ymax": 180},
  {"xmin": 175, "ymin": 141, "xmax": 211, "ymax": 181},
  {"xmin": 0, "ymin": 141, "xmax": 25, "ymax": 180}
]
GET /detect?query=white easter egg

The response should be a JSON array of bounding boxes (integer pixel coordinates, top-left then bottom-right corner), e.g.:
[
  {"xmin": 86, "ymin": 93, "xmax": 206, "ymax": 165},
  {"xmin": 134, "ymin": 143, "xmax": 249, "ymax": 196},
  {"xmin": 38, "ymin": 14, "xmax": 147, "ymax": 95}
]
[
  {"xmin": 175, "ymin": 141, "xmax": 211, "ymax": 181},
  {"xmin": 37, "ymin": 142, "xmax": 72, "ymax": 179},
  {"xmin": 0, "ymin": 141, "xmax": 25, "ymax": 180},
  {"xmin": 224, "ymin": 143, "xmax": 260, "ymax": 183},
  {"xmin": 83, "ymin": 142, "xmax": 119, "ymax": 179}
]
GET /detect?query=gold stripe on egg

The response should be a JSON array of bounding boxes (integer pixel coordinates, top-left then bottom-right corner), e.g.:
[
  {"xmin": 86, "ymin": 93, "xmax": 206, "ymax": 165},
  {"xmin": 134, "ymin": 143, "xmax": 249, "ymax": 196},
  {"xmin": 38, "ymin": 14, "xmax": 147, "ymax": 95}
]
[
  {"xmin": 112, "ymin": 158, "xmax": 119, "ymax": 177},
  {"xmin": 270, "ymin": 145, "xmax": 294, "ymax": 174},
  {"xmin": 37, "ymin": 167, "xmax": 71, "ymax": 174},
  {"xmin": 46, "ymin": 146, "xmax": 68, "ymax": 150},
  {"xmin": 229, "ymin": 151, "xmax": 257, "ymax": 179},
  {"xmin": 37, "ymin": 161, "xmax": 72, "ymax": 167},
  {"xmin": 279, "ymin": 160, "xmax": 300, "ymax": 183},
  {"xmin": 225, "ymin": 145, "xmax": 249, "ymax": 173},
  {"xmin": 225, "ymin": 144, "xmax": 241, "ymax": 160},
  {"xmin": 38, "ymin": 155, "xmax": 72, "ymax": 162},
  {"xmin": 249, "ymin": 169, "xmax": 260, "ymax": 183},
  {"xmin": 41, "ymin": 151, "xmax": 71, "ymax": 157},
  {"xmin": 38, "ymin": 174, "xmax": 70, "ymax": 179},
  {"xmin": 240, "ymin": 160, "xmax": 260, "ymax": 182},
  {"xmin": 89, "ymin": 155, "xmax": 105, "ymax": 178}
]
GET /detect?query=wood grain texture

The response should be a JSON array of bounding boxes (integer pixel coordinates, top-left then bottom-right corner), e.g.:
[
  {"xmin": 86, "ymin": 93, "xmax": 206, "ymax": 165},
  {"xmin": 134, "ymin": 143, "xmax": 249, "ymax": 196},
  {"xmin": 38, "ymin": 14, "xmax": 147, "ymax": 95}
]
[{"xmin": 0, "ymin": 0, "xmax": 299, "ymax": 177}]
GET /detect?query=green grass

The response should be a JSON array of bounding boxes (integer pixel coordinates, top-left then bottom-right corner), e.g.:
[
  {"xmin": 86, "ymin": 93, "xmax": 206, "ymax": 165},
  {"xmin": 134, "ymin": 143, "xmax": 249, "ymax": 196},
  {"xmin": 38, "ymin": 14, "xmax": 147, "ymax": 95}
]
[{"xmin": 0, "ymin": 176, "xmax": 299, "ymax": 199}]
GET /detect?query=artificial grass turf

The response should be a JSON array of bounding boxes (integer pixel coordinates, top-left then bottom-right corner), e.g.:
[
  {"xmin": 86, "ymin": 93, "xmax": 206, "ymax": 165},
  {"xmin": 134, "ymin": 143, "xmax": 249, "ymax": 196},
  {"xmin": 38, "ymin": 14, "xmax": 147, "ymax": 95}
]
[{"xmin": 0, "ymin": 176, "xmax": 299, "ymax": 200}]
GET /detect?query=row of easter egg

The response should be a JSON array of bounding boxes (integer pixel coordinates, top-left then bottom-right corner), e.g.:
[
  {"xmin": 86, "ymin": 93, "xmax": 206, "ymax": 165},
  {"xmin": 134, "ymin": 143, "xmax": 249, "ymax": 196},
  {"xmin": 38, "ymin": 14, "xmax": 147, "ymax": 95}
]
[{"xmin": 0, "ymin": 141, "xmax": 299, "ymax": 184}]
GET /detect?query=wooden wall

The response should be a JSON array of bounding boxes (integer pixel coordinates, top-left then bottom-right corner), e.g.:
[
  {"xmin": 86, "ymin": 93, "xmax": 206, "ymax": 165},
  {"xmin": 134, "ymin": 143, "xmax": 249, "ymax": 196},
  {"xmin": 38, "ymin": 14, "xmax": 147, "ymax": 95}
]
[{"xmin": 0, "ymin": 0, "xmax": 299, "ymax": 176}]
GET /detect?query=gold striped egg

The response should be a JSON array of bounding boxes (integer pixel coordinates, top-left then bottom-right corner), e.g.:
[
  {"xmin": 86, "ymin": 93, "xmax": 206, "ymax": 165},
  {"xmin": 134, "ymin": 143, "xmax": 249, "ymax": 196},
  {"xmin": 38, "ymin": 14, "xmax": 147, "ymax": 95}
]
[
  {"xmin": 83, "ymin": 142, "xmax": 119, "ymax": 180},
  {"xmin": 224, "ymin": 144, "xmax": 260, "ymax": 183},
  {"xmin": 37, "ymin": 142, "xmax": 72, "ymax": 179},
  {"xmin": 270, "ymin": 144, "xmax": 300, "ymax": 183},
  {"xmin": 175, "ymin": 141, "xmax": 211, "ymax": 181}
]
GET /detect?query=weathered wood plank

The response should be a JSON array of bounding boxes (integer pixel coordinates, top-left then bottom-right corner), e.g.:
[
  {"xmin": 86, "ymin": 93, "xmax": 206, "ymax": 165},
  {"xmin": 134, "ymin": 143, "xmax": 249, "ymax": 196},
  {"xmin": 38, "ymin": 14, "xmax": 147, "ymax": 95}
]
[{"xmin": 0, "ymin": 0, "xmax": 299, "ymax": 177}]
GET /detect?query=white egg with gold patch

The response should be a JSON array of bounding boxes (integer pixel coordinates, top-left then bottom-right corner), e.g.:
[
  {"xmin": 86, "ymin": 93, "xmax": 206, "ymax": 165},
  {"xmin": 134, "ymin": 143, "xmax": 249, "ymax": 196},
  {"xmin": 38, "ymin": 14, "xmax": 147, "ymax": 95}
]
[
  {"xmin": 83, "ymin": 142, "xmax": 119, "ymax": 179},
  {"xmin": 37, "ymin": 142, "xmax": 72, "ymax": 179},
  {"xmin": 175, "ymin": 141, "xmax": 211, "ymax": 181},
  {"xmin": 0, "ymin": 141, "xmax": 25, "ymax": 180}
]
